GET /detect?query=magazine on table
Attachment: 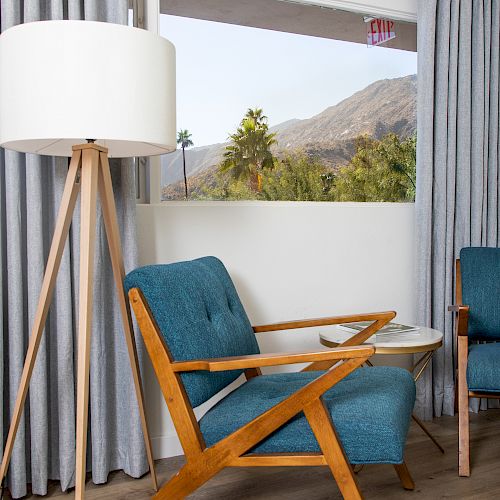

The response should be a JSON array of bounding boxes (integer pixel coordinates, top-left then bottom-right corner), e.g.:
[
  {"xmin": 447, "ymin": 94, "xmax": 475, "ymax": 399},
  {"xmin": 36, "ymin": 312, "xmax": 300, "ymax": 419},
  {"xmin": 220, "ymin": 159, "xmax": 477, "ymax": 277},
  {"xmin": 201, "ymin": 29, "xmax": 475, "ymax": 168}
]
[{"xmin": 338, "ymin": 321, "xmax": 419, "ymax": 336}]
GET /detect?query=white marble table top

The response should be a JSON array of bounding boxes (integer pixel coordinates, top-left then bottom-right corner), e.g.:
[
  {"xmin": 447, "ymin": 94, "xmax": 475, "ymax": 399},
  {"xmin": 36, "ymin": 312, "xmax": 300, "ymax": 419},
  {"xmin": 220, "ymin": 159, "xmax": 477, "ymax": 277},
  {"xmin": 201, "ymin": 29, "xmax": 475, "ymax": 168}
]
[{"xmin": 319, "ymin": 325, "xmax": 443, "ymax": 354}]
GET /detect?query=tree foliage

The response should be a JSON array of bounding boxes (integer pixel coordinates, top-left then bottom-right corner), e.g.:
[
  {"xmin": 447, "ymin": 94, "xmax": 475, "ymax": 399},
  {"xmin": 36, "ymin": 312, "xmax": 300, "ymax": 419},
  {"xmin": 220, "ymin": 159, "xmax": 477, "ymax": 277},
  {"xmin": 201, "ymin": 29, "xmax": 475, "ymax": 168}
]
[
  {"xmin": 261, "ymin": 153, "xmax": 335, "ymax": 201},
  {"xmin": 197, "ymin": 170, "xmax": 258, "ymax": 201},
  {"xmin": 177, "ymin": 129, "xmax": 194, "ymax": 199},
  {"xmin": 219, "ymin": 108, "xmax": 276, "ymax": 190},
  {"xmin": 177, "ymin": 129, "xmax": 194, "ymax": 149},
  {"xmin": 334, "ymin": 134, "xmax": 416, "ymax": 202}
]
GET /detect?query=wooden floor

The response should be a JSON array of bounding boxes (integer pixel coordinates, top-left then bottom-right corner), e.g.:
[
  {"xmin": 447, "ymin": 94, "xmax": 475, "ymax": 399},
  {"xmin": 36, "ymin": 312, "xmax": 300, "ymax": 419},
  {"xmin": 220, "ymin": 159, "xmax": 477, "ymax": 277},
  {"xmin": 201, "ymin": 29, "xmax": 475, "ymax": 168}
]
[{"xmin": 7, "ymin": 410, "xmax": 500, "ymax": 499}]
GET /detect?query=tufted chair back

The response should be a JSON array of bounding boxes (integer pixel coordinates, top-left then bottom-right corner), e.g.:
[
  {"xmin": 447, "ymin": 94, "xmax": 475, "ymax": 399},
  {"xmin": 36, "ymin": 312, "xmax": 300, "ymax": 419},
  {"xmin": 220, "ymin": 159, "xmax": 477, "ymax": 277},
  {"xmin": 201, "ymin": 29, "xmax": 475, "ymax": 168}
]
[
  {"xmin": 460, "ymin": 247, "xmax": 500, "ymax": 341},
  {"xmin": 124, "ymin": 256, "xmax": 260, "ymax": 407}
]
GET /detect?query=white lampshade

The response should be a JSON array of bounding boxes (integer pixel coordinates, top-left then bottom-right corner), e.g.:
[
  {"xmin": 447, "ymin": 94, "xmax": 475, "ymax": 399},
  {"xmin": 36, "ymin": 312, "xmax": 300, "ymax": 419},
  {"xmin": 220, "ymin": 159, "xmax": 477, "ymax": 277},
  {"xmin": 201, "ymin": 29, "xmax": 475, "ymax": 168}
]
[{"xmin": 0, "ymin": 20, "xmax": 176, "ymax": 158}]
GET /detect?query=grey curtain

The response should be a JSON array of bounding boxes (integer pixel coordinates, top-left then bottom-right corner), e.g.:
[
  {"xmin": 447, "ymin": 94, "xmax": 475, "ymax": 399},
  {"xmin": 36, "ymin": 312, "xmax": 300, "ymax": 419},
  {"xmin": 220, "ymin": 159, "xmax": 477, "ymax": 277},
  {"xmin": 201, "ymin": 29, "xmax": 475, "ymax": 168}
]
[
  {"xmin": 1, "ymin": 2, "xmax": 148, "ymax": 498},
  {"xmin": 416, "ymin": 0, "xmax": 500, "ymax": 419}
]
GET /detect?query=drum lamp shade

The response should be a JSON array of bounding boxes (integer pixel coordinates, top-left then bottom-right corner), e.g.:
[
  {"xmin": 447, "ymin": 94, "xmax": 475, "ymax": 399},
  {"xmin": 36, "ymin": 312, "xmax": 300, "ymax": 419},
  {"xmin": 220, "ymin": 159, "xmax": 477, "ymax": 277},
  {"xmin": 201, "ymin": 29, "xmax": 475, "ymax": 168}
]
[{"xmin": 0, "ymin": 20, "xmax": 176, "ymax": 158}]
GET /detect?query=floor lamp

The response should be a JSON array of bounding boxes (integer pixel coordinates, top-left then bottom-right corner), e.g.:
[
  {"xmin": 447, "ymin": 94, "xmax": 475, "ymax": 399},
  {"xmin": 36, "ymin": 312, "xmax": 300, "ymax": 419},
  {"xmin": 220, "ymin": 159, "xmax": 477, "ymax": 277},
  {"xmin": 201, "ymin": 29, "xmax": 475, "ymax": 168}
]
[{"xmin": 0, "ymin": 21, "xmax": 176, "ymax": 499}]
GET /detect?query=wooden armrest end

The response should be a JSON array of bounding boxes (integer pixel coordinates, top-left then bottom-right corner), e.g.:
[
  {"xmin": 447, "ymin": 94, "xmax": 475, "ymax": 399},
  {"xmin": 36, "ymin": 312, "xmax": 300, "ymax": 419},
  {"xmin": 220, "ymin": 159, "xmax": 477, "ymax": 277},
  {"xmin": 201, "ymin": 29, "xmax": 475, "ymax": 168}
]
[
  {"xmin": 448, "ymin": 305, "xmax": 469, "ymax": 336},
  {"xmin": 448, "ymin": 304, "xmax": 469, "ymax": 313}
]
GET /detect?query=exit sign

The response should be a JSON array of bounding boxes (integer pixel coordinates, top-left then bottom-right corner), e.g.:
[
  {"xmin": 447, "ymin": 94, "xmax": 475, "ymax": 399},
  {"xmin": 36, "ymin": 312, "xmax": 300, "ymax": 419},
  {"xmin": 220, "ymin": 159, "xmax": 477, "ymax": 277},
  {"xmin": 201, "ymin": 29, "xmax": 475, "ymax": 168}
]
[{"xmin": 366, "ymin": 18, "xmax": 396, "ymax": 47}]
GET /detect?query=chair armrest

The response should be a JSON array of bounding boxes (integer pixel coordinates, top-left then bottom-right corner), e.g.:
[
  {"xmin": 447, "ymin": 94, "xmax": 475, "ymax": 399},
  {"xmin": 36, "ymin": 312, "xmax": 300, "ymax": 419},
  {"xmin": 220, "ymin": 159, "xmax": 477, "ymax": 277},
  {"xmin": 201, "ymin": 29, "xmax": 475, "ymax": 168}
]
[
  {"xmin": 254, "ymin": 311, "xmax": 395, "ymax": 355},
  {"xmin": 252, "ymin": 311, "xmax": 395, "ymax": 333},
  {"xmin": 171, "ymin": 345, "xmax": 375, "ymax": 372},
  {"xmin": 448, "ymin": 304, "xmax": 469, "ymax": 336}
]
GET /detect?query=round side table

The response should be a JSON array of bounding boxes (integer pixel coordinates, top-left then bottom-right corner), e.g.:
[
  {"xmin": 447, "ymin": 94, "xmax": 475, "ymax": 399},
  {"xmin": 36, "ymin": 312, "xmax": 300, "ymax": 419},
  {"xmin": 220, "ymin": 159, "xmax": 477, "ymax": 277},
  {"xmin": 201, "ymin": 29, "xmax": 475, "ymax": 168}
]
[{"xmin": 319, "ymin": 326, "xmax": 444, "ymax": 454}]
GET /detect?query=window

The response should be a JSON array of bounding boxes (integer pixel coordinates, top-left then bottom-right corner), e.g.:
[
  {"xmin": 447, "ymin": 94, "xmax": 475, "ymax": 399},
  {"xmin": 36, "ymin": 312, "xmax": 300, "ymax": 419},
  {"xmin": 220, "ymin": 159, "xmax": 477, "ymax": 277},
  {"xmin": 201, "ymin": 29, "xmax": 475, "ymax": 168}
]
[{"xmin": 159, "ymin": 13, "xmax": 417, "ymax": 202}]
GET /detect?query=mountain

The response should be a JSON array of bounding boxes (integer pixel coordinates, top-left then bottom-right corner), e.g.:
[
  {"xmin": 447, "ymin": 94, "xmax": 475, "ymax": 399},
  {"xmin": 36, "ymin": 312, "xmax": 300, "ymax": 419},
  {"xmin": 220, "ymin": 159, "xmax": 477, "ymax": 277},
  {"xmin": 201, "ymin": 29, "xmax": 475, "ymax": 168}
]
[
  {"xmin": 162, "ymin": 74, "xmax": 416, "ymax": 199},
  {"xmin": 277, "ymin": 75, "xmax": 416, "ymax": 148},
  {"xmin": 269, "ymin": 118, "xmax": 301, "ymax": 134}
]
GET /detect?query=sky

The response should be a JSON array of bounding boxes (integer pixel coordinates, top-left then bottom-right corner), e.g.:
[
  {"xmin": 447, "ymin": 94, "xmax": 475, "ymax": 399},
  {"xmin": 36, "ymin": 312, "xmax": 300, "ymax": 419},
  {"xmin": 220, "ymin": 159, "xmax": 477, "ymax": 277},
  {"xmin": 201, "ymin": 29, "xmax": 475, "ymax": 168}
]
[{"xmin": 159, "ymin": 14, "xmax": 417, "ymax": 147}]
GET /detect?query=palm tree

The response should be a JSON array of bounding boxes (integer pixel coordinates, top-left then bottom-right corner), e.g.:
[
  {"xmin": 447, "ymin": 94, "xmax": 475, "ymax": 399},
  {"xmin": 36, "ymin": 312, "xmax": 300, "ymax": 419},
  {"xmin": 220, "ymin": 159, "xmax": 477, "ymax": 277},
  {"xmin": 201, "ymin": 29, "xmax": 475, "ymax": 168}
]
[
  {"xmin": 219, "ymin": 108, "xmax": 276, "ymax": 191},
  {"xmin": 177, "ymin": 129, "xmax": 194, "ymax": 199}
]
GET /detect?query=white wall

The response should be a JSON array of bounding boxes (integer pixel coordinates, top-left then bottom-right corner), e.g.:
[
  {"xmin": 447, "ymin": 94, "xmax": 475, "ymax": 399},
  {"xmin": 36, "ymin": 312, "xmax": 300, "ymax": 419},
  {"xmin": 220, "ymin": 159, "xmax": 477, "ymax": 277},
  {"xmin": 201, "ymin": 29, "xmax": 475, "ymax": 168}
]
[{"xmin": 135, "ymin": 201, "xmax": 416, "ymax": 458}]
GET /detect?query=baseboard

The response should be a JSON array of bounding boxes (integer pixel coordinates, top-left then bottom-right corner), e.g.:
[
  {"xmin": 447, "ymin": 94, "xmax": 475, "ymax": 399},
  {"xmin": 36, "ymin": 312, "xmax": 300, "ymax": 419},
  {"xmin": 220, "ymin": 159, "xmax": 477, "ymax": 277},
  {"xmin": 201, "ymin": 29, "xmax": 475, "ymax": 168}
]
[{"xmin": 151, "ymin": 434, "xmax": 184, "ymax": 459}]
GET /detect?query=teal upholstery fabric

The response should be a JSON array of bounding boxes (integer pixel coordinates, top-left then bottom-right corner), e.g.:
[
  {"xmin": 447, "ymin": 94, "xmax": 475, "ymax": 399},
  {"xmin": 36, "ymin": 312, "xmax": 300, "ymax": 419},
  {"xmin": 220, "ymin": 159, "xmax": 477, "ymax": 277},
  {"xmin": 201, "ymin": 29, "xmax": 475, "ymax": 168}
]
[
  {"xmin": 460, "ymin": 247, "xmax": 500, "ymax": 341},
  {"xmin": 124, "ymin": 257, "xmax": 260, "ymax": 407},
  {"xmin": 467, "ymin": 343, "xmax": 500, "ymax": 392},
  {"xmin": 199, "ymin": 366, "xmax": 416, "ymax": 464}
]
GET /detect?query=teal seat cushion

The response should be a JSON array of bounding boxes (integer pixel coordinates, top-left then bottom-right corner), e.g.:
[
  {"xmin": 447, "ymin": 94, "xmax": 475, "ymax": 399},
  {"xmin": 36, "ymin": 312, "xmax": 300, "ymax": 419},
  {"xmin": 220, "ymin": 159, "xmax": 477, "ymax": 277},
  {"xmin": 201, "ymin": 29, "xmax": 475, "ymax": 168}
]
[
  {"xmin": 460, "ymin": 247, "xmax": 500, "ymax": 341},
  {"xmin": 199, "ymin": 366, "xmax": 415, "ymax": 464},
  {"xmin": 467, "ymin": 343, "xmax": 500, "ymax": 392},
  {"xmin": 124, "ymin": 257, "xmax": 260, "ymax": 407}
]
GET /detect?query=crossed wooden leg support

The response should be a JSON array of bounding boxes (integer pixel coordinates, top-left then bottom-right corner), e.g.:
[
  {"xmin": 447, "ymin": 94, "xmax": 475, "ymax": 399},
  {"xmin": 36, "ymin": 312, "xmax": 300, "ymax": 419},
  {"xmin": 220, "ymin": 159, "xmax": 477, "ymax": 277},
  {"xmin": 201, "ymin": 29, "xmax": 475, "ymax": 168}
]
[
  {"xmin": 155, "ymin": 361, "xmax": 372, "ymax": 499},
  {"xmin": 158, "ymin": 358, "xmax": 413, "ymax": 500},
  {"xmin": 0, "ymin": 144, "xmax": 157, "ymax": 499}
]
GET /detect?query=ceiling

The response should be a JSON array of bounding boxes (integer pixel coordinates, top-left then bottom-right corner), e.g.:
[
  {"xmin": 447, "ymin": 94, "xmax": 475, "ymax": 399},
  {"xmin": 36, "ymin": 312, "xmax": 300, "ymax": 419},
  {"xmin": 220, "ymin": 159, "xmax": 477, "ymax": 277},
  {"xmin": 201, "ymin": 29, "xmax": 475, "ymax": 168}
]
[{"xmin": 159, "ymin": 0, "xmax": 416, "ymax": 52}]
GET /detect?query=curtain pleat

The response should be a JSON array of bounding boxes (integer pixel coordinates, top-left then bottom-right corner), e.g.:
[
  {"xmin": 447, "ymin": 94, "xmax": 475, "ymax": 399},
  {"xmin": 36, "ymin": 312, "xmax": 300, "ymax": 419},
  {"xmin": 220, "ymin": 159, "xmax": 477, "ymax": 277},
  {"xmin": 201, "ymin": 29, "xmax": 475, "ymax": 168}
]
[
  {"xmin": 1, "ymin": 2, "xmax": 147, "ymax": 498},
  {"xmin": 416, "ymin": 0, "xmax": 500, "ymax": 418}
]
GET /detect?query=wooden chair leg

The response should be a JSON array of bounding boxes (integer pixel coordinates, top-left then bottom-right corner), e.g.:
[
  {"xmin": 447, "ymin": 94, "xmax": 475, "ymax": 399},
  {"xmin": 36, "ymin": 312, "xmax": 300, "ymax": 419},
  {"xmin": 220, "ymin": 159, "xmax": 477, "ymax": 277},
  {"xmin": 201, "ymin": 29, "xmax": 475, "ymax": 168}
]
[
  {"xmin": 304, "ymin": 398, "xmax": 363, "ymax": 500},
  {"xmin": 394, "ymin": 462, "xmax": 415, "ymax": 490},
  {"xmin": 154, "ymin": 462, "xmax": 221, "ymax": 500},
  {"xmin": 458, "ymin": 336, "xmax": 470, "ymax": 477}
]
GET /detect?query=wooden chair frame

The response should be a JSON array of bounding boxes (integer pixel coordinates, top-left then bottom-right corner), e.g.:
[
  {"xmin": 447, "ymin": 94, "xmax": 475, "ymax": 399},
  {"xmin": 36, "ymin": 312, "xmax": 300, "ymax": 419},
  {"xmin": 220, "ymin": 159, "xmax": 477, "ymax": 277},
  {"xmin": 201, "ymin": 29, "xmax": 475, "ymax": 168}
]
[
  {"xmin": 129, "ymin": 288, "xmax": 415, "ymax": 499},
  {"xmin": 450, "ymin": 258, "xmax": 499, "ymax": 477}
]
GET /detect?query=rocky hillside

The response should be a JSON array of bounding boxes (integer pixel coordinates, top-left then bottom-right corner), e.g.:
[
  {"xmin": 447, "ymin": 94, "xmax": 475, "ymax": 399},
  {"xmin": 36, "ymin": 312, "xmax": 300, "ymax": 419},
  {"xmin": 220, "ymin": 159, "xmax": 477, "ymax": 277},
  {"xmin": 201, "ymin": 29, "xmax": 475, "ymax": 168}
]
[
  {"xmin": 277, "ymin": 75, "xmax": 416, "ymax": 147},
  {"xmin": 162, "ymin": 74, "xmax": 416, "ymax": 199}
]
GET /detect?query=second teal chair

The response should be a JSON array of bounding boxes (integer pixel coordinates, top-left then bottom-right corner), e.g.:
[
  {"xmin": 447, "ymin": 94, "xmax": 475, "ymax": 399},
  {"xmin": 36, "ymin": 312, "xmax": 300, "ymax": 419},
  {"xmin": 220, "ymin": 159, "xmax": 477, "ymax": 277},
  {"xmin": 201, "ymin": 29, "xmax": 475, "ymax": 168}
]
[{"xmin": 452, "ymin": 247, "xmax": 500, "ymax": 476}]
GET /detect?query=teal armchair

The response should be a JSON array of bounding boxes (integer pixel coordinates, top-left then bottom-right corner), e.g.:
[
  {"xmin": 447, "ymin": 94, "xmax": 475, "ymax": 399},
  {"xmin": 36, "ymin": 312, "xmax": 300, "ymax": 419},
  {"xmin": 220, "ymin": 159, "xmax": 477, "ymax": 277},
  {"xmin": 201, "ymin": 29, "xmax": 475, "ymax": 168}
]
[
  {"xmin": 451, "ymin": 247, "xmax": 500, "ymax": 476},
  {"xmin": 125, "ymin": 256, "xmax": 416, "ymax": 499}
]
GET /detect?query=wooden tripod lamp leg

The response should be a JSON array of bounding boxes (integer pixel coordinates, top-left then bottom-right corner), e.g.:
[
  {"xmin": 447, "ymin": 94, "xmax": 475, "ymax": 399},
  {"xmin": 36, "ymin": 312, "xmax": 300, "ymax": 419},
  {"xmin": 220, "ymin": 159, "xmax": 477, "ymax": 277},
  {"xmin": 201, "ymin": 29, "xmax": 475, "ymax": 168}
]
[
  {"xmin": 74, "ymin": 148, "xmax": 99, "ymax": 499},
  {"xmin": 97, "ymin": 152, "xmax": 158, "ymax": 491},
  {"xmin": 0, "ymin": 151, "xmax": 82, "ymax": 486}
]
